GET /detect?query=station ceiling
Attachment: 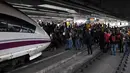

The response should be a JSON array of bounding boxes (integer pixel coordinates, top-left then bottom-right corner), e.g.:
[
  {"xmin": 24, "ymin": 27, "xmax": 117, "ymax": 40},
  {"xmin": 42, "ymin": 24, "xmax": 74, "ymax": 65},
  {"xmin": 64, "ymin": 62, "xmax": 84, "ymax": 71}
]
[{"xmin": 5, "ymin": 0, "xmax": 130, "ymax": 21}]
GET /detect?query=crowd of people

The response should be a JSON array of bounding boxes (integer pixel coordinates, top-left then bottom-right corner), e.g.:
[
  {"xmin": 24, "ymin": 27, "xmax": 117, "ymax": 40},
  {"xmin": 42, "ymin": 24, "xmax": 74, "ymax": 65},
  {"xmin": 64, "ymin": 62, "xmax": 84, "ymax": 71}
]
[
  {"xmin": 38, "ymin": 21, "xmax": 130, "ymax": 55},
  {"xmin": 99, "ymin": 27, "xmax": 130, "ymax": 56}
]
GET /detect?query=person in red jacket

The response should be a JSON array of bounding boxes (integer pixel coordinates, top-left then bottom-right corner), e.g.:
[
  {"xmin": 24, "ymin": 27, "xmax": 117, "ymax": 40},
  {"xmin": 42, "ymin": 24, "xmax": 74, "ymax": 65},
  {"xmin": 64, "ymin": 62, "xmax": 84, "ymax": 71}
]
[{"xmin": 104, "ymin": 30, "xmax": 111, "ymax": 52}]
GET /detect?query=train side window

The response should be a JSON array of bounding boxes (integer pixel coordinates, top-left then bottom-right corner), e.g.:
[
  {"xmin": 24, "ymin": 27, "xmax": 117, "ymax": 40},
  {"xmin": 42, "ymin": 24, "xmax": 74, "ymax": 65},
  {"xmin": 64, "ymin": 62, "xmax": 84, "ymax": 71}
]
[
  {"xmin": 28, "ymin": 29, "xmax": 35, "ymax": 33},
  {"xmin": 20, "ymin": 27, "xmax": 29, "ymax": 33},
  {"xmin": 0, "ymin": 21, "xmax": 8, "ymax": 32},
  {"xmin": 21, "ymin": 24, "xmax": 36, "ymax": 33},
  {"xmin": 0, "ymin": 14, "xmax": 36, "ymax": 33},
  {"xmin": 8, "ymin": 23, "xmax": 21, "ymax": 32}
]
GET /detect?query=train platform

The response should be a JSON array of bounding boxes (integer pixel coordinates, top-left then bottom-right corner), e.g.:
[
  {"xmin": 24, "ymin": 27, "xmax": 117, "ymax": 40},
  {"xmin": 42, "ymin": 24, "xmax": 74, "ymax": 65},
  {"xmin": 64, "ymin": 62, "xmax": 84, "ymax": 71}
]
[
  {"xmin": 8, "ymin": 45, "xmax": 100, "ymax": 73},
  {"xmin": 123, "ymin": 54, "xmax": 130, "ymax": 73},
  {"xmin": 75, "ymin": 52, "xmax": 123, "ymax": 73}
]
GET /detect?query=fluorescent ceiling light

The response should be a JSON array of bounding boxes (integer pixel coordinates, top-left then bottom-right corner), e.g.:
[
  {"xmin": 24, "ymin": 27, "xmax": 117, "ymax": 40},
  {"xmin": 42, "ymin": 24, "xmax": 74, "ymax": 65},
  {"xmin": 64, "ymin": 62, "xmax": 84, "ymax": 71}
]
[
  {"xmin": 21, "ymin": 9, "xmax": 71, "ymax": 17},
  {"xmin": 39, "ymin": 9, "xmax": 57, "ymax": 12},
  {"xmin": 20, "ymin": 9, "xmax": 45, "ymax": 15},
  {"xmin": 75, "ymin": 19, "xmax": 87, "ymax": 24},
  {"xmin": 66, "ymin": 18, "xmax": 73, "ymax": 21},
  {"xmin": 38, "ymin": 4, "xmax": 67, "ymax": 10},
  {"xmin": 8, "ymin": 2, "xmax": 32, "ymax": 7},
  {"xmin": 21, "ymin": 9, "xmax": 58, "ymax": 15},
  {"xmin": 28, "ymin": 15, "xmax": 68, "ymax": 19},
  {"xmin": 38, "ymin": 4, "xmax": 77, "ymax": 13},
  {"xmin": 20, "ymin": 9, "xmax": 55, "ymax": 15},
  {"xmin": 68, "ymin": 10, "xmax": 77, "ymax": 13},
  {"xmin": 13, "ymin": 5, "xmax": 36, "ymax": 10}
]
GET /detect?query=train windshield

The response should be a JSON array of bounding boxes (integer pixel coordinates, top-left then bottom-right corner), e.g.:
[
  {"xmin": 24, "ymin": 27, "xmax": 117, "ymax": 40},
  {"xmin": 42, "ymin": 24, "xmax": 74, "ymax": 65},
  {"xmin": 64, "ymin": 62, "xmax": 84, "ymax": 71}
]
[{"xmin": 0, "ymin": 14, "xmax": 36, "ymax": 33}]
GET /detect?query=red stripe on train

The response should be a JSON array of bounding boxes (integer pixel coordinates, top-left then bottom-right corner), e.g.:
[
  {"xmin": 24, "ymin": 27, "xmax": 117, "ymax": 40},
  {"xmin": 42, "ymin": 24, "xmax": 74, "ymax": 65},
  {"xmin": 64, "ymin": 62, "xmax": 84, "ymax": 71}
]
[{"xmin": 0, "ymin": 40, "xmax": 51, "ymax": 50}]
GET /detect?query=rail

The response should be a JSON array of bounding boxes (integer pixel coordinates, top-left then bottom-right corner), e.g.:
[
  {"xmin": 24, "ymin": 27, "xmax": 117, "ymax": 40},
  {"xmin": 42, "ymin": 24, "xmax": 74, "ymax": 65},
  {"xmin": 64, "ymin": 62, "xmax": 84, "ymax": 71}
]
[
  {"xmin": 73, "ymin": 51, "xmax": 103, "ymax": 73},
  {"xmin": 115, "ymin": 52, "xmax": 130, "ymax": 73}
]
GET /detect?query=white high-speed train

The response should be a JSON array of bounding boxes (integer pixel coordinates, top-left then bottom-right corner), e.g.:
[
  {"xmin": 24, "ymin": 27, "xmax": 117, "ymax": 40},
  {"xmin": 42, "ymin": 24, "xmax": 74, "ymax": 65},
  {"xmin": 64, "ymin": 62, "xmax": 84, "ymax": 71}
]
[{"xmin": 0, "ymin": 1, "xmax": 51, "ymax": 72}]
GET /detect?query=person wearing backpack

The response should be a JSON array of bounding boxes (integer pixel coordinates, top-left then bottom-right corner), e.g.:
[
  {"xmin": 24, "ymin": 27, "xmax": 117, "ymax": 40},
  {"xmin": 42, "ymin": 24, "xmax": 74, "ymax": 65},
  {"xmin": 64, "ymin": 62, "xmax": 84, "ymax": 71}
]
[{"xmin": 109, "ymin": 30, "xmax": 117, "ymax": 56}]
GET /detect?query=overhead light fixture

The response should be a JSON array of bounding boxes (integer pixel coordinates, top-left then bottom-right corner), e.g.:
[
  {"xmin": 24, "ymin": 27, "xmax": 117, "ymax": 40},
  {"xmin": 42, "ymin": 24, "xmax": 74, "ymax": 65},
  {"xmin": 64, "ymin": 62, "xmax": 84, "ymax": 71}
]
[
  {"xmin": 13, "ymin": 5, "xmax": 36, "ymax": 10},
  {"xmin": 38, "ymin": 4, "xmax": 67, "ymax": 10},
  {"xmin": 75, "ymin": 19, "xmax": 87, "ymax": 24},
  {"xmin": 66, "ymin": 18, "xmax": 73, "ymax": 21},
  {"xmin": 28, "ymin": 15, "xmax": 68, "ymax": 19},
  {"xmin": 20, "ymin": 9, "xmax": 54, "ymax": 15},
  {"xmin": 39, "ymin": 9, "xmax": 57, "ymax": 13},
  {"xmin": 20, "ymin": 9, "xmax": 44, "ymax": 14},
  {"xmin": 8, "ymin": 2, "xmax": 32, "ymax": 7},
  {"xmin": 21, "ymin": 9, "xmax": 72, "ymax": 17},
  {"xmin": 38, "ymin": 4, "xmax": 77, "ymax": 13}
]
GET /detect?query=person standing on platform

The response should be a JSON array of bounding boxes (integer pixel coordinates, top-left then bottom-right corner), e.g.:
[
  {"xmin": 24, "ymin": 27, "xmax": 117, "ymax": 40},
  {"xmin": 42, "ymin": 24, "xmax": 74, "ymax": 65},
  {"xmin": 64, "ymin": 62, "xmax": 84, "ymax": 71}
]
[
  {"xmin": 109, "ymin": 30, "xmax": 117, "ymax": 56},
  {"xmin": 65, "ymin": 30, "xmax": 73, "ymax": 50},
  {"xmin": 84, "ymin": 29, "xmax": 93, "ymax": 54},
  {"xmin": 50, "ymin": 32, "xmax": 58, "ymax": 51},
  {"xmin": 116, "ymin": 29, "xmax": 123, "ymax": 53},
  {"xmin": 99, "ymin": 30, "xmax": 105, "ymax": 52},
  {"xmin": 104, "ymin": 30, "xmax": 111, "ymax": 53},
  {"xmin": 123, "ymin": 31, "xmax": 130, "ymax": 56},
  {"xmin": 75, "ymin": 29, "xmax": 80, "ymax": 50}
]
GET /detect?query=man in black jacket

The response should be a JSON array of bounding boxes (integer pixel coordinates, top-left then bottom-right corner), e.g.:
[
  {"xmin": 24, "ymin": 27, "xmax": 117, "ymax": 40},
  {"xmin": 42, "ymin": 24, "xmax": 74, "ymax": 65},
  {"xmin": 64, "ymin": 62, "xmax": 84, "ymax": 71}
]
[
  {"xmin": 84, "ymin": 29, "xmax": 93, "ymax": 54},
  {"xmin": 99, "ymin": 30, "xmax": 105, "ymax": 52}
]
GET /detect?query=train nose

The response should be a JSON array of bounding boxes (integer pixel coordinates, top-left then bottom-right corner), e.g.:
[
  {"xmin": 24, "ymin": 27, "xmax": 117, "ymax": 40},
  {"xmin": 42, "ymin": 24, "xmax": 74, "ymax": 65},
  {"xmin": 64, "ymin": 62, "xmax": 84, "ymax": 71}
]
[{"xmin": 45, "ymin": 32, "xmax": 51, "ymax": 41}]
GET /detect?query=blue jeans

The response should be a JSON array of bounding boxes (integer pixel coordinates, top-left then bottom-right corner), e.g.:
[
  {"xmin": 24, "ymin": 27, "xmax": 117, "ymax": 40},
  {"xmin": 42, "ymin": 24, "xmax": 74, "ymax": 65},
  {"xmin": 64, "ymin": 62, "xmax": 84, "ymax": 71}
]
[
  {"xmin": 66, "ymin": 39, "xmax": 73, "ymax": 49},
  {"xmin": 75, "ymin": 39, "xmax": 80, "ymax": 49},
  {"xmin": 111, "ymin": 44, "xmax": 118, "ymax": 56},
  {"xmin": 124, "ymin": 42, "xmax": 129, "ymax": 56}
]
